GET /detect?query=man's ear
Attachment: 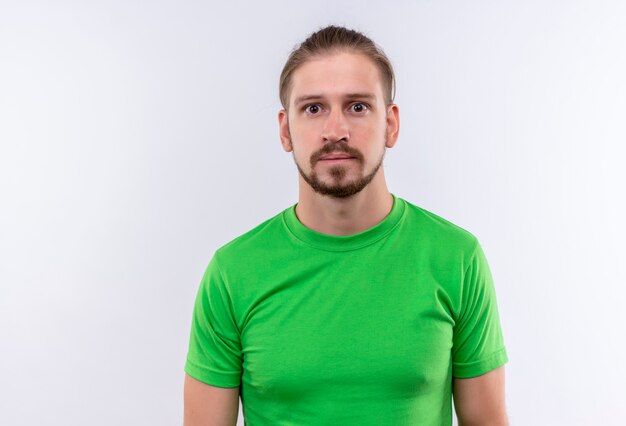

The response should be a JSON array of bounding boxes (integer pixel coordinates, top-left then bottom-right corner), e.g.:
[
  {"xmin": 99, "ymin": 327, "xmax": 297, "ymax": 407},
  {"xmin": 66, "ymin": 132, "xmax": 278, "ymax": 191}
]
[
  {"xmin": 385, "ymin": 104, "xmax": 400, "ymax": 149},
  {"xmin": 278, "ymin": 109, "xmax": 292, "ymax": 152}
]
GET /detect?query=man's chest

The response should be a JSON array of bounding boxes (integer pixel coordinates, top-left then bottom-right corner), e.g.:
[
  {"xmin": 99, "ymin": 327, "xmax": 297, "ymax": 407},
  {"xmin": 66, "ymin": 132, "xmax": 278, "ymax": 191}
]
[{"xmin": 237, "ymin": 261, "xmax": 457, "ymax": 400}]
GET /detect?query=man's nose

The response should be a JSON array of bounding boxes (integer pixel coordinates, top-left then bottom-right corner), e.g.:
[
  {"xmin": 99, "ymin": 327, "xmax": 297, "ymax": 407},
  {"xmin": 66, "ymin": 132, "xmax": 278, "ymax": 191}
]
[{"xmin": 321, "ymin": 109, "xmax": 349, "ymax": 143}]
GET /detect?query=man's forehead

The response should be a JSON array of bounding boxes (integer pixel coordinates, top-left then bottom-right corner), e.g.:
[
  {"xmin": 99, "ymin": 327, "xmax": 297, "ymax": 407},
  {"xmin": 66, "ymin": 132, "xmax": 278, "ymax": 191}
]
[{"xmin": 288, "ymin": 52, "xmax": 385, "ymax": 106}]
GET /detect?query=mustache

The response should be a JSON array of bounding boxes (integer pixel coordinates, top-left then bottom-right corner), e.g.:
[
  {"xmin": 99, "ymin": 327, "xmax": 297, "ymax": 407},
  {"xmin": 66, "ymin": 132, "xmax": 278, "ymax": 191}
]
[{"xmin": 310, "ymin": 142, "xmax": 364, "ymax": 165}]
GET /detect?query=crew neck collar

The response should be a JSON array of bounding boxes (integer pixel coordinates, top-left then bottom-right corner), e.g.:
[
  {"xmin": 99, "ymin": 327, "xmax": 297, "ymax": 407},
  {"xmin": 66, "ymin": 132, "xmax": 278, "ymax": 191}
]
[{"xmin": 282, "ymin": 193, "xmax": 406, "ymax": 252}]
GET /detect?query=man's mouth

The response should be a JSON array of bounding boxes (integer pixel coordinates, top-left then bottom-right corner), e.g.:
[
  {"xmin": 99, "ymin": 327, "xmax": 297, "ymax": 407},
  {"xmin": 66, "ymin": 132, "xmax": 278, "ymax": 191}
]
[{"xmin": 319, "ymin": 154, "xmax": 354, "ymax": 161}]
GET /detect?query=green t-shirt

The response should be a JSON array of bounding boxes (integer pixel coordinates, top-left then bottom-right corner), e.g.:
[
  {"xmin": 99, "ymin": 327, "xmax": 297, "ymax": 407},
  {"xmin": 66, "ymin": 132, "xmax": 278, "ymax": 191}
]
[{"xmin": 185, "ymin": 194, "xmax": 508, "ymax": 425}]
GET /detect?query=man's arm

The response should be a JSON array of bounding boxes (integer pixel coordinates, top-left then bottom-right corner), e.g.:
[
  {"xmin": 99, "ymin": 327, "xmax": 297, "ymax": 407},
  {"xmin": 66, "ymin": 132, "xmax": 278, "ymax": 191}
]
[
  {"xmin": 453, "ymin": 366, "xmax": 508, "ymax": 426},
  {"xmin": 183, "ymin": 373, "xmax": 239, "ymax": 426}
]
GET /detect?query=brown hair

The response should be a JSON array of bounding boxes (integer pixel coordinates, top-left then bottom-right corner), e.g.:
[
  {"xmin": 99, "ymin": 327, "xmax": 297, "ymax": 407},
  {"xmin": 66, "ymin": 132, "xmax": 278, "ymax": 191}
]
[{"xmin": 279, "ymin": 25, "xmax": 396, "ymax": 109}]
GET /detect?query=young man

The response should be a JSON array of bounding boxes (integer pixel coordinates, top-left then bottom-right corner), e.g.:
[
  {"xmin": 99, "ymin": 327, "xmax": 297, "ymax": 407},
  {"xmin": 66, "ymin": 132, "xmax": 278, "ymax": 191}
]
[{"xmin": 184, "ymin": 26, "xmax": 508, "ymax": 425}]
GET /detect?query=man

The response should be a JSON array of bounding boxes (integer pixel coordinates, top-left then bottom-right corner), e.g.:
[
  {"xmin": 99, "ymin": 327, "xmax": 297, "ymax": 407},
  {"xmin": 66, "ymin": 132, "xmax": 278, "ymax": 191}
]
[{"xmin": 184, "ymin": 25, "xmax": 508, "ymax": 425}]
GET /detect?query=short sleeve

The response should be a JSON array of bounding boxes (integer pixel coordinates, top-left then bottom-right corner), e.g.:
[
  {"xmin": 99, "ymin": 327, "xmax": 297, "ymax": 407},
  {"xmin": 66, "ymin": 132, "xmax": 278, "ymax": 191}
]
[
  {"xmin": 452, "ymin": 241, "xmax": 508, "ymax": 378},
  {"xmin": 184, "ymin": 254, "xmax": 242, "ymax": 387}
]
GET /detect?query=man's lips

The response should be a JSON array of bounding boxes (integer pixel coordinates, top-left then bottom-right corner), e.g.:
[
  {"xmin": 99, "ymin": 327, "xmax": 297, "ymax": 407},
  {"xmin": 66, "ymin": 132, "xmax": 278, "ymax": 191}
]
[
  {"xmin": 318, "ymin": 156, "xmax": 355, "ymax": 165},
  {"xmin": 319, "ymin": 154, "xmax": 355, "ymax": 160}
]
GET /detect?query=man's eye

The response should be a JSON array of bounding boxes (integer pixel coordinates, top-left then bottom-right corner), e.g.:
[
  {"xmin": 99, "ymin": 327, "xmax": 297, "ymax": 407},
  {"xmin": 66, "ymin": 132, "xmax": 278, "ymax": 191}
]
[
  {"xmin": 350, "ymin": 103, "xmax": 368, "ymax": 113},
  {"xmin": 305, "ymin": 104, "xmax": 321, "ymax": 114}
]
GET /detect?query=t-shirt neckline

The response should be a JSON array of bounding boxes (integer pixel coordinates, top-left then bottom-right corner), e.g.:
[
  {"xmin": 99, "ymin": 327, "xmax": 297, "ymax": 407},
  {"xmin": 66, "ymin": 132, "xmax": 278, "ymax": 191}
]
[{"xmin": 282, "ymin": 193, "xmax": 406, "ymax": 252}]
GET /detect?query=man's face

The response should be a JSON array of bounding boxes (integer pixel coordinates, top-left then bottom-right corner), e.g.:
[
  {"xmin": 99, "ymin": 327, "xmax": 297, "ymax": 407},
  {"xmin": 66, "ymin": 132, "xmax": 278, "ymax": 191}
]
[{"xmin": 278, "ymin": 51, "xmax": 399, "ymax": 198}]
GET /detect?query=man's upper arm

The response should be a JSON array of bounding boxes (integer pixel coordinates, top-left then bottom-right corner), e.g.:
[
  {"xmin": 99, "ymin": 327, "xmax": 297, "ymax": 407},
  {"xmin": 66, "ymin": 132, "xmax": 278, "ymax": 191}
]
[
  {"xmin": 453, "ymin": 366, "xmax": 508, "ymax": 426},
  {"xmin": 184, "ymin": 373, "xmax": 239, "ymax": 426}
]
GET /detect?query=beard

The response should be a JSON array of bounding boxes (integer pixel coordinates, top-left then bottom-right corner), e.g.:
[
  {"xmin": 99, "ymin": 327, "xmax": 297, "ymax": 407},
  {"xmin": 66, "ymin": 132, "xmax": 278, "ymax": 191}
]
[{"xmin": 292, "ymin": 139, "xmax": 387, "ymax": 199}]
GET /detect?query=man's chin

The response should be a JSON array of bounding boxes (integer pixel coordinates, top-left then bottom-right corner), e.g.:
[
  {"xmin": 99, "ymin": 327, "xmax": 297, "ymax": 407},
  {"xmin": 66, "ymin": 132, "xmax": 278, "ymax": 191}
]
[
  {"xmin": 315, "ymin": 189, "xmax": 362, "ymax": 199},
  {"xmin": 311, "ymin": 181, "xmax": 369, "ymax": 198}
]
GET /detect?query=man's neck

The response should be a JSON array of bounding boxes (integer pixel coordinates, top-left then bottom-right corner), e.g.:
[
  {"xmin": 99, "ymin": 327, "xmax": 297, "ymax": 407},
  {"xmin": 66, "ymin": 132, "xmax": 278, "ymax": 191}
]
[{"xmin": 294, "ymin": 173, "xmax": 394, "ymax": 236}]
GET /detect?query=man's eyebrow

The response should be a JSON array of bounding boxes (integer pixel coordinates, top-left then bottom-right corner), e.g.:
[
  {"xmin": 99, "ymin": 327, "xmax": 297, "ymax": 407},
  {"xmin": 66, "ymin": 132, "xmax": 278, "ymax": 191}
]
[
  {"xmin": 293, "ymin": 95, "xmax": 323, "ymax": 105},
  {"xmin": 293, "ymin": 93, "xmax": 377, "ymax": 106}
]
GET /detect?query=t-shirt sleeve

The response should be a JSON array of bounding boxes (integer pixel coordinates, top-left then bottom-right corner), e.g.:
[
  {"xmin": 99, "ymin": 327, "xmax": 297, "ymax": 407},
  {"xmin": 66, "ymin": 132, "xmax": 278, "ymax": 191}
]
[
  {"xmin": 452, "ymin": 240, "xmax": 508, "ymax": 378},
  {"xmin": 184, "ymin": 254, "xmax": 242, "ymax": 387}
]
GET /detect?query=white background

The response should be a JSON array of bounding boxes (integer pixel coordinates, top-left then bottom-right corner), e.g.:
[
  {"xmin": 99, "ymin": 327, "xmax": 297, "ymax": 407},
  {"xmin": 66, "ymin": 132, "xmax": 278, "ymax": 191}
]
[{"xmin": 1, "ymin": 1, "xmax": 625, "ymax": 425}]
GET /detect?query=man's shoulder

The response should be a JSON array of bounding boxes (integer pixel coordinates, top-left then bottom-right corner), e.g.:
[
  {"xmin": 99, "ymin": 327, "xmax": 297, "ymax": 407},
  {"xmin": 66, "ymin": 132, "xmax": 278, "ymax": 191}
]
[
  {"xmin": 400, "ymin": 198, "xmax": 479, "ymax": 250},
  {"xmin": 213, "ymin": 205, "xmax": 293, "ymax": 262}
]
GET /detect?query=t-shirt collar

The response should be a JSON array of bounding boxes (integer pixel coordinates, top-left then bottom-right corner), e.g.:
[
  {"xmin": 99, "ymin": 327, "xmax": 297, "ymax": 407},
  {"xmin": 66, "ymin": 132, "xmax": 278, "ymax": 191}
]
[{"xmin": 282, "ymin": 193, "xmax": 406, "ymax": 251}]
